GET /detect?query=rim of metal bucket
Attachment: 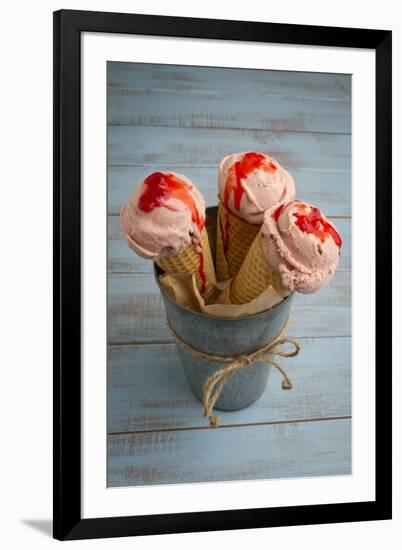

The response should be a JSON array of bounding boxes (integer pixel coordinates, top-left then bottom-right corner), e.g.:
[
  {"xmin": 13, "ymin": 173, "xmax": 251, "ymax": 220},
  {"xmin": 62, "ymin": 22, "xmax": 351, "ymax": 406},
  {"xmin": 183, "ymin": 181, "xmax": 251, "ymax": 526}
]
[{"xmin": 154, "ymin": 262, "xmax": 294, "ymax": 322}]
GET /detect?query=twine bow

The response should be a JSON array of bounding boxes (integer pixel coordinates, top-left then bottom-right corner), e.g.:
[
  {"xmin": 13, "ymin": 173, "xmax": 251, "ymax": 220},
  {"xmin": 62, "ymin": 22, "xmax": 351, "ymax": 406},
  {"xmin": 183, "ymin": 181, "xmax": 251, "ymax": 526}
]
[{"xmin": 167, "ymin": 316, "xmax": 300, "ymax": 428}]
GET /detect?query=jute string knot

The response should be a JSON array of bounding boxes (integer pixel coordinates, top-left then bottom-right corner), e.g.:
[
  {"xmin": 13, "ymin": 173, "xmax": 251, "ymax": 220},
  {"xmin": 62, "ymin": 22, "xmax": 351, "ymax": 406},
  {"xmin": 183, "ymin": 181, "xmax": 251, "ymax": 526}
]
[{"xmin": 167, "ymin": 315, "xmax": 300, "ymax": 428}]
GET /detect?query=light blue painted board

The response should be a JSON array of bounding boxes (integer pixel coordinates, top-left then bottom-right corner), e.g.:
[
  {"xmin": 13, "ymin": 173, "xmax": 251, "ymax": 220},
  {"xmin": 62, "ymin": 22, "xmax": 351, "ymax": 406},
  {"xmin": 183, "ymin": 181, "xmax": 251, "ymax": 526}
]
[
  {"xmin": 107, "ymin": 270, "xmax": 351, "ymax": 344},
  {"xmin": 108, "ymin": 88, "xmax": 350, "ymax": 134},
  {"xmin": 108, "ymin": 62, "xmax": 351, "ymax": 101},
  {"xmin": 108, "ymin": 166, "xmax": 351, "ymax": 217},
  {"xmin": 108, "ymin": 215, "xmax": 351, "ymax": 274},
  {"xmin": 108, "ymin": 126, "xmax": 351, "ymax": 171},
  {"xmin": 108, "ymin": 337, "xmax": 351, "ymax": 433},
  {"xmin": 106, "ymin": 61, "xmax": 352, "ymax": 489},
  {"xmin": 107, "ymin": 418, "xmax": 351, "ymax": 487}
]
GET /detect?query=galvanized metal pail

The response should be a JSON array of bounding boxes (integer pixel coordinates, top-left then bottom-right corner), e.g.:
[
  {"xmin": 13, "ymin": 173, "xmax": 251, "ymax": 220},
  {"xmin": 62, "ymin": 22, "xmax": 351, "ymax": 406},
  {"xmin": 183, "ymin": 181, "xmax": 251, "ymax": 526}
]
[{"xmin": 155, "ymin": 207, "xmax": 294, "ymax": 411}]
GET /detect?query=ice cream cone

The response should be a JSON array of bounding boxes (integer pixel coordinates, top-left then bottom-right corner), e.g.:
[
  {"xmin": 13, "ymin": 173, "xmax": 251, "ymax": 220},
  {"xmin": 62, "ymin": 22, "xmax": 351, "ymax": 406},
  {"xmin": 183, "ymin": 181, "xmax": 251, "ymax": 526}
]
[
  {"xmin": 216, "ymin": 201, "xmax": 260, "ymax": 282},
  {"xmin": 216, "ymin": 151, "xmax": 296, "ymax": 282},
  {"xmin": 157, "ymin": 227, "xmax": 216, "ymax": 303},
  {"xmin": 229, "ymin": 231, "xmax": 285, "ymax": 305},
  {"xmin": 260, "ymin": 201, "xmax": 342, "ymax": 294},
  {"xmin": 120, "ymin": 171, "xmax": 217, "ymax": 302}
]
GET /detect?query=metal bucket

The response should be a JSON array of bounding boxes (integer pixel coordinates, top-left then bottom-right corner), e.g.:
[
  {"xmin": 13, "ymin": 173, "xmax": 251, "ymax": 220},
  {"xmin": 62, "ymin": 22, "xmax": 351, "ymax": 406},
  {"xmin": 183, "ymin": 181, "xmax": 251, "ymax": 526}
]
[{"xmin": 155, "ymin": 206, "xmax": 294, "ymax": 411}]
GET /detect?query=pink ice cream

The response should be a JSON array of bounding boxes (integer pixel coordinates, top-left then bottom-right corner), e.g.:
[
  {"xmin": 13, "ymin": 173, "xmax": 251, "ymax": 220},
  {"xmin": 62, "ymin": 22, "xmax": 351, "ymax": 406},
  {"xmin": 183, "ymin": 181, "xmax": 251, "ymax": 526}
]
[
  {"xmin": 120, "ymin": 171, "xmax": 206, "ymax": 260},
  {"xmin": 218, "ymin": 151, "xmax": 296, "ymax": 224},
  {"xmin": 261, "ymin": 200, "xmax": 342, "ymax": 293}
]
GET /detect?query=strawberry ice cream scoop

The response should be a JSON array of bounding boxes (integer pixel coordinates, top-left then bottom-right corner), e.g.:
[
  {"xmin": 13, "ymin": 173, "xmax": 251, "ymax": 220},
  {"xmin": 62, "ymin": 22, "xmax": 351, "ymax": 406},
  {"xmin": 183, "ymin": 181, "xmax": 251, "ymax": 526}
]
[
  {"xmin": 261, "ymin": 200, "xmax": 342, "ymax": 293},
  {"xmin": 218, "ymin": 151, "xmax": 296, "ymax": 224},
  {"xmin": 120, "ymin": 171, "xmax": 206, "ymax": 260}
]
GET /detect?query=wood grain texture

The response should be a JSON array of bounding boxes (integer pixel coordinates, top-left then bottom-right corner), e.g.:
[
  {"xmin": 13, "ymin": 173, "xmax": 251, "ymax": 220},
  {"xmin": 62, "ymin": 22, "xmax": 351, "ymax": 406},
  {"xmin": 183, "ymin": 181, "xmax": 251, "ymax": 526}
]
[
  {"xmin": 108, "ymin": 87, "xmax": 351, "ymax": 134},
  {"xmin": 109, "ymin": 215, "xmax": 350, "ymax": 274},
  {"xmin": 108, "ymin": 165, "xmax": 351, "ymax": 216},
  {"xmin": 108, "ymin": 62, "xmax": 351, "ymax": 101},
  {"xmin": 107, "ymin": 418, "xmax": 351, "ymax": 487},
  {"xmin": 108, "ymin": 126, "xmax": 351, "ymax": 171},
  {"xmin": 106, "ymin": 62, "xmax": 352, "ymax": 488},
  {"xmin": 108, "ymin": 337, "xmax": 351, "ymax": 433},
  {"xmin": 107, "ymin": 270, "xmax": 351, "ymax": 344}
]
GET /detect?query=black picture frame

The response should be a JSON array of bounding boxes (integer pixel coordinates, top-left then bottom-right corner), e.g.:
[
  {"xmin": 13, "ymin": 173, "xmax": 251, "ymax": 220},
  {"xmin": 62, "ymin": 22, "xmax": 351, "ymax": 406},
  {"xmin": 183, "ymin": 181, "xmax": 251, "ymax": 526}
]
[{"xmin": 53, "ymin": 9, "xmax": 392, "ymax": 541}]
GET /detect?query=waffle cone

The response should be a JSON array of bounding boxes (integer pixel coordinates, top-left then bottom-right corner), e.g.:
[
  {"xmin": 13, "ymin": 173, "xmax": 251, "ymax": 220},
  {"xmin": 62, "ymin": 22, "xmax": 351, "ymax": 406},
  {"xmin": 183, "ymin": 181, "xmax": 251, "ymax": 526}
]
[
  {"xmin": 229, "ymin": 232, "xmax": 283, "ymax": 305},
  {"xmin": 216, "ymin": 201, "xmax": 260, "ymax": 282},
  {"xmin": 156, "ymin": 227, "xmax": 216, "ymax": 303}
]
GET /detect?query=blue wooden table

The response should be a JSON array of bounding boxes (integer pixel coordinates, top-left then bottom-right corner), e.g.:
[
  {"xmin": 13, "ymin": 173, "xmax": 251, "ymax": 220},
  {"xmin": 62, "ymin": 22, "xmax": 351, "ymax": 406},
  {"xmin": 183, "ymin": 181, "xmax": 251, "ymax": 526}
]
[{"xmin": 107, "ymin": 62, "xmax": 351, "ymax": 487}]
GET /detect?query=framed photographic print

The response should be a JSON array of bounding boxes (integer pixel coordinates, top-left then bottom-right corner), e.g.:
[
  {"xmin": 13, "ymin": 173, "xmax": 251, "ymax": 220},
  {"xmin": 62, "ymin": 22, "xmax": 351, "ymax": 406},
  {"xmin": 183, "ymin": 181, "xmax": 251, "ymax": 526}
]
[{"xmin": 53, "ymin": 9, "xmax": 392, "ymax": 541}]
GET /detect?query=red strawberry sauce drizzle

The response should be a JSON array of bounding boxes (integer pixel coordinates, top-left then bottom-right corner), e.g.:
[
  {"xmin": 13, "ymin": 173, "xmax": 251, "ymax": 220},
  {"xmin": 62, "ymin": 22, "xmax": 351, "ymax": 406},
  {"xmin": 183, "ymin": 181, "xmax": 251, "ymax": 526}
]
[
  {"xmin": 139, "ymin": 172, "xmax": 204, "ymax": 229},
  {"xmin": 272, "ymin": 204, "xmax": 285, "ymax": 221},
  {"xmin": 138, "ymin": 172, "xmax": 207, "ymax": 293},
  {"xmin": 289, "ymin": 203, "xmax": 342, "ymax": 252},
  {"xmin": 197, "ymin": 245, "xmax": 206, "ymax": 293},
  {"xmin": 222, "ymin": 152, "xmax": 276, "ymax": 253}
]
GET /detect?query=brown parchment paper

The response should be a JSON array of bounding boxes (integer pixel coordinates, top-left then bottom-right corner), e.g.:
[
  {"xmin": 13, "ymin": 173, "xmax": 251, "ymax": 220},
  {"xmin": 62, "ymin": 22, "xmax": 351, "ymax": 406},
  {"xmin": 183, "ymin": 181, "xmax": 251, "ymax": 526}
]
[{"xmin": 159, "ymin": 272, "xmax": 290, "ymax": 318}]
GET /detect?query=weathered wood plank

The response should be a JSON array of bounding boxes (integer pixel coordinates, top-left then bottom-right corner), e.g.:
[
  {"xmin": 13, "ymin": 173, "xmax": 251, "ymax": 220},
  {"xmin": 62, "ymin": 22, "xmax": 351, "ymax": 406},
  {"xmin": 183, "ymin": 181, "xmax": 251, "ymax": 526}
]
[
  {"xmin": 106, "ymin": 62, "xmax": 352, "ymax": 490},
  {"xmin": 108, "ymin": 215, "xmax": 351, "ymax": 274},
  {"xmin": 107, "ymin": 418, "xmax": 351, "ymax": 486},
  {"xmin": 107, "ymin": 270, "xmax": 351, "ymax": 344},
  {"xmin": 108, "ymin": 62, "xmax": 351, "ymax": 101},
  {"xmin": 108, "ymin": 336, "xmax": 351, "ymax": 433},
  {"xmin": 108, "ymin": 165, "xmax": 351, "ymax": 217},
  {"xmin": 108, "ymin": 126, "xmax": 351, "ymax": 171},
  {"xmin": 108, "ymin": 88, "xmax": 350, "ymax": 134}
]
